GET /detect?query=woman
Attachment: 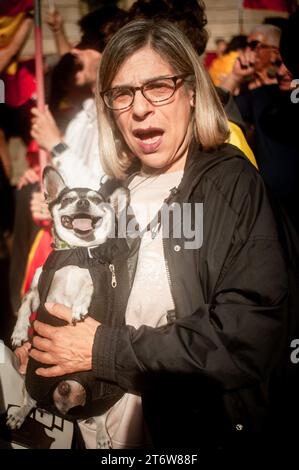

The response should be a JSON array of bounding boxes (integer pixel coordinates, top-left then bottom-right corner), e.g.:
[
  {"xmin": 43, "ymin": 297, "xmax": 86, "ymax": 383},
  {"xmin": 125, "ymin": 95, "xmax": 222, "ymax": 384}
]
[{"xmin": 29, "ymin": 20, "xmax": 288, "ymax": 448}]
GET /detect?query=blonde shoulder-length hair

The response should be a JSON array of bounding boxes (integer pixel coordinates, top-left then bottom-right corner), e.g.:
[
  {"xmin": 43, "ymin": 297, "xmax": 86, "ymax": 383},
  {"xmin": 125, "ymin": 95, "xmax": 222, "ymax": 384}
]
[{"xmin": 96, "ymin": 19, "xmax": 229, "ymax": 180}]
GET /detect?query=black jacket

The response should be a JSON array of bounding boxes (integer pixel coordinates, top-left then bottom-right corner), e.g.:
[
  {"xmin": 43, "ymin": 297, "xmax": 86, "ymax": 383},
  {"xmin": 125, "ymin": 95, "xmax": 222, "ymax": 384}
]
[{"xmin": 92, "ymin": 143, "xmax": 289, "ymax": 447}]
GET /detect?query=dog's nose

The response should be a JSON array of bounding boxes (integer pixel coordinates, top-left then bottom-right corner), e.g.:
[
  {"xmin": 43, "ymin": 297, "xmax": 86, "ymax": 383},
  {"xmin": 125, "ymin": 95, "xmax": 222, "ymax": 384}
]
[
  {"xmin": 57, "ymin": 381, "xmax": 71, "ymax": 397},
  {"xmin": 77, "ymin": 198, "xmax": 90, "ymax": 209}
]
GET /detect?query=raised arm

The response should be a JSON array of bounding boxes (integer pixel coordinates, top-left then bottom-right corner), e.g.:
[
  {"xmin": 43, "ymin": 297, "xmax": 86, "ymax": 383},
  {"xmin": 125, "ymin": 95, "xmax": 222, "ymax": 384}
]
[
  {"xmin": 0, "ymin": 17, "xmax": 33, "ymax": 73},
  {"xmin": 46, "ymin": 8, "xmax": 71, "ymax": 57}
]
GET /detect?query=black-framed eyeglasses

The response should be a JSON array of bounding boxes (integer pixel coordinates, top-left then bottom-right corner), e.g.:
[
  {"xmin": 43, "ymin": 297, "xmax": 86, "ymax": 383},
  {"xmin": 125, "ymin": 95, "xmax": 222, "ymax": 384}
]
[{"xmin": 100, "ymin": 74, "xmax": 191, "ymax": 111}]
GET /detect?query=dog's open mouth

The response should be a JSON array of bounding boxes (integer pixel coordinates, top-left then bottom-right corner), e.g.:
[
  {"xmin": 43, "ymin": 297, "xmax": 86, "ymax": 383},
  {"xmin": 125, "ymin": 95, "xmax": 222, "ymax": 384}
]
[{"xmin": 61, "ymin": 214, "xmax": 101, "ymax": 235}]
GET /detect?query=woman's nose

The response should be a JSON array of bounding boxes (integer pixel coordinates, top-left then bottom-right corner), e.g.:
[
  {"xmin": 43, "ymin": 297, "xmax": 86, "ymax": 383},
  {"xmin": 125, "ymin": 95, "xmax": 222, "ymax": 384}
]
[{"xmin": 131, "ymin": 90, "xmax": 153, "ymax": 117}]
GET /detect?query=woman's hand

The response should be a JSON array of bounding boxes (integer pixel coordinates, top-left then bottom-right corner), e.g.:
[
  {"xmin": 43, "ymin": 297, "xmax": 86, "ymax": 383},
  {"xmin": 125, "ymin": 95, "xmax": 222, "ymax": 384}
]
[
  {"xmin": 31, "ymin": 106, "xmax": 62, "ymax": 152},
  {"xmin": 29, "ymin": 303, "xmax": 100, "ymax": 377},
  {"xmin": 14, "ymin": 342, "xmax": 31, "ymax": 375}
]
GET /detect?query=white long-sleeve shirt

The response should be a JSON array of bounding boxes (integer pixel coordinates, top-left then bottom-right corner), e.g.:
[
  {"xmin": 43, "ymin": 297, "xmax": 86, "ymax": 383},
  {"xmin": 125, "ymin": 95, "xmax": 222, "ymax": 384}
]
[{"xmin": 52, "ymin": 98, "xmax": 104, "ymax": 189}]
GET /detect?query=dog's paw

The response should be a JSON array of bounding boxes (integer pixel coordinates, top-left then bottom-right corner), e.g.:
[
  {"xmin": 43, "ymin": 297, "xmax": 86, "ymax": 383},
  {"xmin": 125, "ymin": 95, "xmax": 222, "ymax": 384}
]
[
  {"xmin": 6, "ymin": 407, "xmax": 28, "ymax": 430},
  {"xmin": 71, "ymin": 306, "xmax": 88, "ymax": 324},
  {"xmin": 96, "ymin": 429, "xmax": 112, "ymax": 449},
  {"xmin": 11, "ymin": 325, "xmax": 29, "ymax": 348}
]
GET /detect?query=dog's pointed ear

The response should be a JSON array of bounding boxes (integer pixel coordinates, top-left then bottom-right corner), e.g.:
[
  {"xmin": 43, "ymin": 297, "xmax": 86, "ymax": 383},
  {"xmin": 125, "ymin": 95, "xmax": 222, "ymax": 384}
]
[
  {"xmin": 43, "ymin": 166, "xmax": 66, "ymax": 203},
  {"xmin": 108, "ymin": 187, "xmax": 130, "ymax": 219}
]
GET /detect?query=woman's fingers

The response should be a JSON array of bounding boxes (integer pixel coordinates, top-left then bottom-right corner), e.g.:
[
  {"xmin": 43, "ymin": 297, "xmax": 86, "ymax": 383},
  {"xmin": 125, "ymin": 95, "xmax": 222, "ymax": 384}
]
[
  {"xmin": 29, "ymin": 348, "xmax": 58, "ymax": 366},
  {"xmin": 32, "ymin": 319, "xmax": 57, "ymax": 339},
  {"xmin": 32, "ymin": 335, "xmax": 52, "ymax": 352},
  {"xmin": 36, "ymin": 365, "xmax": 65, "ymax": 378},
  {"xmin": 29, "ymin": 308, "xmax": 99, "ymax": 375}
]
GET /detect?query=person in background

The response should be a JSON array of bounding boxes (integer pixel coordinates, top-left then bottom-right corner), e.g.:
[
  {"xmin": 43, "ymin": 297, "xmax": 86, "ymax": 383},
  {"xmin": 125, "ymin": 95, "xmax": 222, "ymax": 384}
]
[
  {"xmin": 30, "ymin": 4, "xmax": 127, "ymax": 189},
  {"xmin": 46, "ymin": 7, "xmax": 72, "ymax": 57},
  {"xmin": 205, "ymin": 37, "xmax": 227, "ymax": 70},
  {"xmin": 221, "ymin": 24, "xmax": 281, "ymax": 94},
  {"xmin": 230, "ymin": 55, "xmax": 299, "ymax": 234},
  {"xmin": 215, "ymin": 37, "xmax": 227, "ymax": 57},
  {"xmin": 127, "ymin": 0, "xmax": 208, "ymax": 57},
  {"xmin": 209, "ymin": 35, "xmax": 247, "ymax": 88},
  {"xmin": 46, "ymin": 3, "xmax": 128, "ymax": 59}
]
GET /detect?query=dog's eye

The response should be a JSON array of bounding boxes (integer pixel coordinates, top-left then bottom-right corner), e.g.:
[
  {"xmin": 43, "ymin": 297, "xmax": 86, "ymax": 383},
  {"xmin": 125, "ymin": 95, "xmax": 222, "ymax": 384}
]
[
  {"xmin": 61, "ymin": 197, "xmax": 77, "ymax": 207},
  {"xmin": 89, "ymin": 196, "xmax": 102, "ymax": 205}
]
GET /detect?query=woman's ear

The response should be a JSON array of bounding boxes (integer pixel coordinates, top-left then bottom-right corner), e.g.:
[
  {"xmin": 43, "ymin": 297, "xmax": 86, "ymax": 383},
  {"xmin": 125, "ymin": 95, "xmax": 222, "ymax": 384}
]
[
  {"xmin": 188, "ymin": 86, "xmax": 195, "ymax": 107},
  {"xmin": 190, "ymin": 92, "xmax": 195, "ymax": 108}
]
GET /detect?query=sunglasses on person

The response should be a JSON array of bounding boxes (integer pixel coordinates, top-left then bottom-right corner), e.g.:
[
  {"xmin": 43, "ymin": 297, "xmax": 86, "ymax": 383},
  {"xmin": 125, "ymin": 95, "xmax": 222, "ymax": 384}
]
[
  {"xmin": 272, "ymin": 58, "xmax": 283, "ymax": 68},
  {"xmin": 246, "ymin": 40, "xmax": 275, "ymax": 51},
  {"xmin": 101, "ymin": 74, "xmax": 192, "ymax": 111}
]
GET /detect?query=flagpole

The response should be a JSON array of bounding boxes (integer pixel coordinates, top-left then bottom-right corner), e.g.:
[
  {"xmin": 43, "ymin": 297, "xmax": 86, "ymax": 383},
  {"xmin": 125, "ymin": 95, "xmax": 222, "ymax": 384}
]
[
  {"xmin": 34, "ymin": 0, "xmax": 48, "ymax": 179},
  {"xmin": 238, "ymin": 0, "xmax": 244, "ymax": 34}
]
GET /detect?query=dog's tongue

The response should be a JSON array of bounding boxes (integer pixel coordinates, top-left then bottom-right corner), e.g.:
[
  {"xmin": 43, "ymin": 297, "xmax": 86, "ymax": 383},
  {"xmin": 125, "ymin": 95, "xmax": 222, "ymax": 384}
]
[{"xmin": 72, "ymin": 218, "xmax": 92, "ymax": 231}]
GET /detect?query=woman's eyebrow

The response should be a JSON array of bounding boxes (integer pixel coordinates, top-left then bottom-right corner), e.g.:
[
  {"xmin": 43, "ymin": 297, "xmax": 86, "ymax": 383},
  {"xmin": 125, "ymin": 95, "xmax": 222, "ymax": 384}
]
[{"xmin": 111, "ymin": 74, "xmax": 172, "ymax": 88}]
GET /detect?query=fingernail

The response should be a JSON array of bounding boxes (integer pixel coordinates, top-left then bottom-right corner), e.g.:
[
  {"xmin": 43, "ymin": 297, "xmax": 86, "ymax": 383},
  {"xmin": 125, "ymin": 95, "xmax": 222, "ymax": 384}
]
[{"xmin": 45, "ymin": 302, "xmax": 54, "ymax": 309}]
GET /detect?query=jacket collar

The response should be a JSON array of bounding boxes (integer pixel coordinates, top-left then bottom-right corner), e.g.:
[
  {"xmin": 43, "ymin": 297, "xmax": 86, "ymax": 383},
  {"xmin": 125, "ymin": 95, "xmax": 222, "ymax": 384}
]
[{"xmin": 172, "ymin": 142, "xmax": 246, "ymax": 203}]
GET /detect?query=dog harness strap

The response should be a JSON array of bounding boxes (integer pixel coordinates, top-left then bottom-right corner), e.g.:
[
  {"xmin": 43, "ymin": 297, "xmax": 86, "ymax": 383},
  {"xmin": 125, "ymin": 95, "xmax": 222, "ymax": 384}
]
[{"xmin": 38, "ymin": 257, "xmax": 57, "ymax": 305}]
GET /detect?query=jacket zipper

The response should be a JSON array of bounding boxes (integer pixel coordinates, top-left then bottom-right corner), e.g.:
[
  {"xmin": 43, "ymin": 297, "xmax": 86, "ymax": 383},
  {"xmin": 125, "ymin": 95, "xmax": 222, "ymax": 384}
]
[
  {"xmin": 161, "ymin": 190, "xmax": 179, "ymax": 313},
  {"xmin": 162, "ymin": 237, "xmax": 176, "ymax": 312},
  {"xmin": 109, "ymin": 263, "xmax": 117, "ymax": 288}
]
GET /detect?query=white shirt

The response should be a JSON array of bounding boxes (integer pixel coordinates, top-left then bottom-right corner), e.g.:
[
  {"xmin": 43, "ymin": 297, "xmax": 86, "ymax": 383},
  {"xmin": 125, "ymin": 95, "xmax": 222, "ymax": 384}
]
[{"xmin": 53, "ymin": 98, "xmax": 103, "ymax": 189}]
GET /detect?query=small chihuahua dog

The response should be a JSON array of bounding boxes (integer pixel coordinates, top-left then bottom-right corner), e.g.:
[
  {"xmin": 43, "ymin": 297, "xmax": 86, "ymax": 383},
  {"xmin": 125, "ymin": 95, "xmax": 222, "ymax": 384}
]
[{"xmin": 7, "ymin": 166, "xmax": 128, "ymax": 448}]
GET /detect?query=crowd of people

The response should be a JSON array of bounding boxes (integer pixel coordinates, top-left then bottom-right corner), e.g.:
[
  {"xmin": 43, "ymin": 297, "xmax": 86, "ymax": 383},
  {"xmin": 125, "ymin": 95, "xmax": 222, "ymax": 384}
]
[{"xmin": 0, "ymin": 0, "xmax": 298, "ymax": 451}]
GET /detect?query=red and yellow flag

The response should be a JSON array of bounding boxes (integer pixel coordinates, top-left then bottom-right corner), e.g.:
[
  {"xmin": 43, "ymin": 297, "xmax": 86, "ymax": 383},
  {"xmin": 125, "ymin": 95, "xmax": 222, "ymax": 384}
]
[
  {"xmin": 0, "ymin": 1, "xmax": 35, "ymax": 107},
  {"xmin": 243, "ymin": 0, "xmax": 297, "ymax": 12},
  {"xmin": 0, "ymin": 0, "xmax": 33, "ymax": 49}
]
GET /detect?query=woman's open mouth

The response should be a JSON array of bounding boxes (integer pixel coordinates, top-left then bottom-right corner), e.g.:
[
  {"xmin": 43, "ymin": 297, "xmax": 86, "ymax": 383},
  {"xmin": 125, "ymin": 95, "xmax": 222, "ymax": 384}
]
[
  {"xmin": 133, "ymin": 127, "xmax": 164, "ymax": 154},
  {"xmin": 61, "ymin": 214, "xmax": 102, "ymax": 235}
]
